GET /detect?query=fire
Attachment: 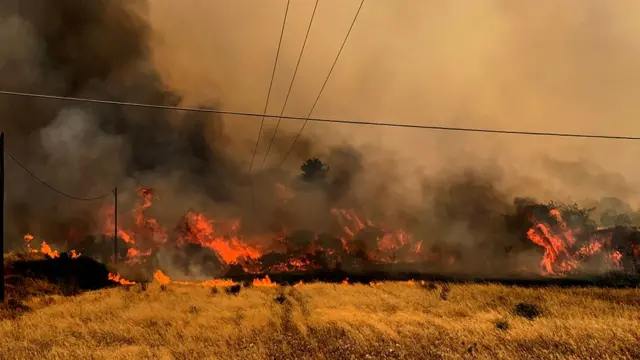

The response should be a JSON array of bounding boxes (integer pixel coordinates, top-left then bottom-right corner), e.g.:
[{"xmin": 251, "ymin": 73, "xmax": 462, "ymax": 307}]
[
  {"xmin": 103, "ymin": 187, "xmax": 167, "ymax": 264},
  {"xmin": 153, "ymin": 270, "xmax": 171, "ymax": 285},
  {"xmin": 153, "ymin": 270, "xmax": 237, "ymax": 287},
  {"xmin": 331, "ymin": 208, "xmax": 425, "ymax": 262},
  {"xmin": 178, "ymin": 212, "xmax": 262, "ymax": 263},
  {"xmin": 97, "ymin": 187, "xmax": 454, "ymax": 275},
  {"xmin": 526, "ymin": 208, "xmax": 627, "ymax": 275},
  {"xmin": 252, "ymin": 275, "xmax": 277, "ymax": 287},
  {"xmin": 108, "ymin": 273, "xmax": 136, "ymax": 285},
  {"xmin": 24, "ymin": 234, "xmax": 80, "ymax": 259}
]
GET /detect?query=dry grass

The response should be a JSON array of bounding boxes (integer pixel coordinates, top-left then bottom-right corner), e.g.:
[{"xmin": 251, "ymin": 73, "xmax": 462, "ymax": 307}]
[{"xmin": 1, "ymin": 281, "xmax": 638, "ymax": 360}]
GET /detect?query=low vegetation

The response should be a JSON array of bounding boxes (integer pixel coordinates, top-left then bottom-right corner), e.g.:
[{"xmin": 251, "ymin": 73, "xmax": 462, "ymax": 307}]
[{"xmin": 1, "ymin": 279, "xmax": 639, "ymax": 359}]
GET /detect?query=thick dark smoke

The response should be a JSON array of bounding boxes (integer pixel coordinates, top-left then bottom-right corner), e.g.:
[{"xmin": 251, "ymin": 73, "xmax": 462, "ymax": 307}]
[
  {"xmin": 0, "ymin": 0, "xmax": 243, "ymax": 248},
  {"xmin": 0, "ymin": 1, "xmax": 635, "ymax": 278}
]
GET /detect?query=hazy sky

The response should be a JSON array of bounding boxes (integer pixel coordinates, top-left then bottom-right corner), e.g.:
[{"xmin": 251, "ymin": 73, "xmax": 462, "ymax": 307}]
[{"xmin": 146, "ymin": 0, "xmax": 640, "ymax": 204}]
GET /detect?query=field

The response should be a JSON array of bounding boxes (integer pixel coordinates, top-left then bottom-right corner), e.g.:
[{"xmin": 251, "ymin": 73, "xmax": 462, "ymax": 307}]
[{"xmin": 1, "ymin": 275, "xmax": 639, "ymax": 360}]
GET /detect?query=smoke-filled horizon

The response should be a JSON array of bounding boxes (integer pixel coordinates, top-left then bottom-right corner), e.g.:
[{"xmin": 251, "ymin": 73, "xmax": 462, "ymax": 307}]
[
  {"xmin": 1, "ymin": 1, "xmax": 639, "ymax": 278},
  {"xmin": 148, "ymin": 0, "xmax": 640, "ymax": 199}
]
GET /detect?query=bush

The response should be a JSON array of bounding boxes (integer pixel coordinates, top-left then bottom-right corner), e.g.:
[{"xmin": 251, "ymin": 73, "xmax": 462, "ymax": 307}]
[
  {"xmin": 275, "ymin": 293, "xmax": 287, "ymax": 304},
  {"xmin": 440, "ymin": 283, "xmax": 450, "ymax": 301},
  {"xmin": 421, "ymin": 282, "xmax": 438, "ymax": 291},
  {"xmin": 495, "ymin": 319, "xmax": 510, "ymax": 331},
  {"xmin": 225, "ymin": 284, "xmax": 241, "ymax": 296},
  {"xmin": 513, "ymin": 302, "xmax": 542, "ymax": 320}
]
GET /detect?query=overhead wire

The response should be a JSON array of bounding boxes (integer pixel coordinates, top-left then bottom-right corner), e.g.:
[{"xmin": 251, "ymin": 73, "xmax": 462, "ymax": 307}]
[
  {"xmin": 248, "ymin": 0, "xmax": 291, "ymax": 173},
  {"xmin": 4, "ymin": 148, "xmax": 113, "ymax": 201},
  {"xmin": 279, "ymin": 0, "xmax": 366, "ymax": 166},
  {"xmin": 2, "ymin": 89, "xmax": 640, "ymax": 142},
  {"xmin": 260, "ymin": 0, "xmax": 320, "ymax": 169}
]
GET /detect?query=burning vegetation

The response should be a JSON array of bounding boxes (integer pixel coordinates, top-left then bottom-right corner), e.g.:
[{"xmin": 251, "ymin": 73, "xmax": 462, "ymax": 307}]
[
  {"xmin": 1, "ymin": 1, "xmax": 638, "ymax": 288},
  {"xmin": 16, "ymin": 161, "xmax": 638, "ymax": 286}
]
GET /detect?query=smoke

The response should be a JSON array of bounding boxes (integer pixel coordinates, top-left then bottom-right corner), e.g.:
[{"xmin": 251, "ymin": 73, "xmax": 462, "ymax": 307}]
[
  {"xmin": 148, "ymin": 0, "xmax": 640, "ymax": 199},
  {"xmin": 0, "ymin": 0, "xmax": 241, "ymax": 247},
  {"xmin": 1, "ymin": 1, "xmax": 639, "ymax": 277}
]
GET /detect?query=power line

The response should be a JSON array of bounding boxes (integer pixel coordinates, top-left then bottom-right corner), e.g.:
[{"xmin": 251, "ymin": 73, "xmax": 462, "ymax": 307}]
[
  {"xmin": 248, "ymin": 0, "xmax": 291, "ymax": 173},
  {"xmin": 1, "ymin": 90, "xmax": 640, "ymax": 141},
  {"xmin": 260, "ymin": 0, "xmax": 320, "ymax": 169},
  {"xmin": 4, "ymin": 148, "xmax": 112, "ymax": 201},
  {"xmin": 280, "ymin": 0, "xmax": 366, "ymax": 166}
]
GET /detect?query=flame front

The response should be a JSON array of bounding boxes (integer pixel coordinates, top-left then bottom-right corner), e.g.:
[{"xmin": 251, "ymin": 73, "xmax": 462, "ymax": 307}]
[
  {"xmin": 526, "ymin": 208, "xmax": 629, "ymax": 275},
  {"xmin": 108, "ymin": 273, "xmax": 136, "ymax": 285},
  {"xmin": 24, "ymin": 234, "xmax": 80, "ymax": 259},
  {"xmin": 153, "ymin": 270, "xmax": 237, "ymax": 287}
]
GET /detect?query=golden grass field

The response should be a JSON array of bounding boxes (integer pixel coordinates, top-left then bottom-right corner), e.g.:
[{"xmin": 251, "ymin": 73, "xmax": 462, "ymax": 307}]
[{"xmin": 1, "ymin": 278, "xmax": 639, "ymax": 360}]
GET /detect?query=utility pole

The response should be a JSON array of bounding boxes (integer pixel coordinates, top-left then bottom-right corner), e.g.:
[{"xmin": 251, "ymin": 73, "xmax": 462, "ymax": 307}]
[
  {"xmin": 1, "ymin": 133, "xmax": 5, "ymax": 302},
  {"xmin": 113, "ymin": 186, "xmax": 118, "ymax": 265}
]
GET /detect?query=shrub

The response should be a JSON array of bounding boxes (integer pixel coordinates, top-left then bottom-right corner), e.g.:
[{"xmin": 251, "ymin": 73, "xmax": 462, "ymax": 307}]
[
  {"xmin": 495, "ymin": 319, "xmax": 510, "ymax": 331},
  {"xmin": 513, "ymin": 302, "xmax": 542, "ymax": 320},
  {"xmin": 225, "ymin": 284, "xmax": 241, "ymax": 296},
  {"xmin": 440, "ymin": 283, "xmax": 450, "ymax": 301},
  {"xmin": 275, "ymin": 293, "xmax": 287, "ymax": 304},
  {"xmin": 421, "ymin": 282, "xmax": 438, "ymax": 291}
]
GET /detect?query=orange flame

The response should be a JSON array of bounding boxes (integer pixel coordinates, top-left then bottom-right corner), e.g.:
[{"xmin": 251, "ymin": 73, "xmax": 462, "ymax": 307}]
[
  {"xmin": 527, "ymin": 208, "xmax": 622, "ymax": 275},
  {"xmin": 153, "ymin": 270, "xmax": 171, "ymax": 285},
  {"xmin": 252, "ymin": 275, "xmax": 277, "ymax": 287},
  {"xmin": 108, "ymin": 273, "xmax": 136, "ymax": 285},
  {"xmin": 153, "ymin": 270, "xmax": 236, "ymax": 287},
  {"xmin": 24, "ymin": 234, "xmax": 80, "ymax": 259},
  {"xmin": 178, "ymin": 212, "xmax": 262, "ymax": 263}
]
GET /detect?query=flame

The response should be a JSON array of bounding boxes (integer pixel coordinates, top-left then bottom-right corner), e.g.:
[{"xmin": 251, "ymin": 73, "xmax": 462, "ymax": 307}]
[
  {"xmin": 153, "ymin": 270, "xmax": 236, "ymax": 287},
  {"xmin": 526, "ymin": 208, "xmax": 626, "ymax": 275},
  {"xmin": 293, "ymin": 280, "xmax": 304, "ymax": 288},
  {"xmin": 102, "ymin": 187, "xmax": 167, "ymax": 263},
  {"xmin": 24, "ymin": 234, "xmax": 80, "ymax": 259},
  {"xmin": 253, "ymin": 275, "xmax": 277, "ymax": 287},
  {"xmin": 92, "ymin": 186, "xmax": 637, "ymax": 278},
  {"xmin": 178, "ymin": 212, "xmax": 262, "ymax": 263},
  {"xmin": 108, "ymin": 273, "xmax": 136, "ymax": 285},
  {"xmin": 342, "ymin": 278, "xmax": 349, "ymax": 286},
  {"xmin": 153, "ymin": 270, "xmax": 171, "ymax": 285}
]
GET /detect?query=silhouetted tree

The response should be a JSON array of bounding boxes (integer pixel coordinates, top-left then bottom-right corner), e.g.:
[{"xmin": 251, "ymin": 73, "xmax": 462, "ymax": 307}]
[{"xmin": 300, "ymin": 158, "xmax": 329, "ymax": 183}]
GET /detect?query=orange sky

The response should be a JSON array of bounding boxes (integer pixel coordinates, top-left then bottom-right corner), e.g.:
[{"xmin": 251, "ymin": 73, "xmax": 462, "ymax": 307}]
[{"xmin": 145, "ymin": 0, "xmax": 640, "ymax": 206}]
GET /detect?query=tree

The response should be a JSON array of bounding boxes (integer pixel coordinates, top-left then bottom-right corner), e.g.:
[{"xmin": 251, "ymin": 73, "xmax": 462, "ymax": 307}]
[{"xmin": 300, "ymin": 158, "xmax": 329, "ymax": 183}]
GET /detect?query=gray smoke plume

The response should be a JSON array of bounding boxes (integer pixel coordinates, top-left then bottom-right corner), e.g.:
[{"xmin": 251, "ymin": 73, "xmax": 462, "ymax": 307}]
[
  {"xmin": 0, "ymin": 1, "xmax": 240, "ymax": 247},
  {"xmin": 1, "ymin": 1, "xmax": 636, "ymax": 279}
]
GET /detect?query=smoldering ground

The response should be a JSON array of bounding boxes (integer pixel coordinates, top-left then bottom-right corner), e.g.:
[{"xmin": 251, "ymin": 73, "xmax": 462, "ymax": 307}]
[{"xmin": 0, "ymin": 1, "xmax": 638, "ymax": 277}]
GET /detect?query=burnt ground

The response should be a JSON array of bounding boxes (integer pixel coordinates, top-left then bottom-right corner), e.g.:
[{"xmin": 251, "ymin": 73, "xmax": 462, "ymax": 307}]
[{"xmin": 3, "ymin": 254, "xmax": 639, "ymax": 295}]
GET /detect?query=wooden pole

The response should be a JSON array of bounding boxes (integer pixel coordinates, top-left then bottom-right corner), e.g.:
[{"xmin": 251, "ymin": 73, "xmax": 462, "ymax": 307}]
[
  {"xmin": 1, "ymin": 132, "xmax": 5, "ymax": 302},
  {"xmin": 113, "ymin": 187, "xmax": 118, "ymax": 265}
]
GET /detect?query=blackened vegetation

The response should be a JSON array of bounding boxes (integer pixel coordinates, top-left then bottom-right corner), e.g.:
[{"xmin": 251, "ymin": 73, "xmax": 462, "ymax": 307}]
[
  {"xmin": 8, "ymin": 254, "xmax": 112, "ymax": 291},
  {"xmin": 495, "ymin": 319, "xmax": 510, "ymax": 331},
  {"xmin": 513, "ymin": 302, "xmax": 542, "ymax": 320},
  {"xmin": 225, "ymin": 284, "xmax": 241, "ymax": 296}
]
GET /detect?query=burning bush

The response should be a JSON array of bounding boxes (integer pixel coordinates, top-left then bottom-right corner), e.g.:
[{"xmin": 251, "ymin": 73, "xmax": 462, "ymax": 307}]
[{"xmin": 14, "ymin": 169, "xmax": 640, "ymax": 283}]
